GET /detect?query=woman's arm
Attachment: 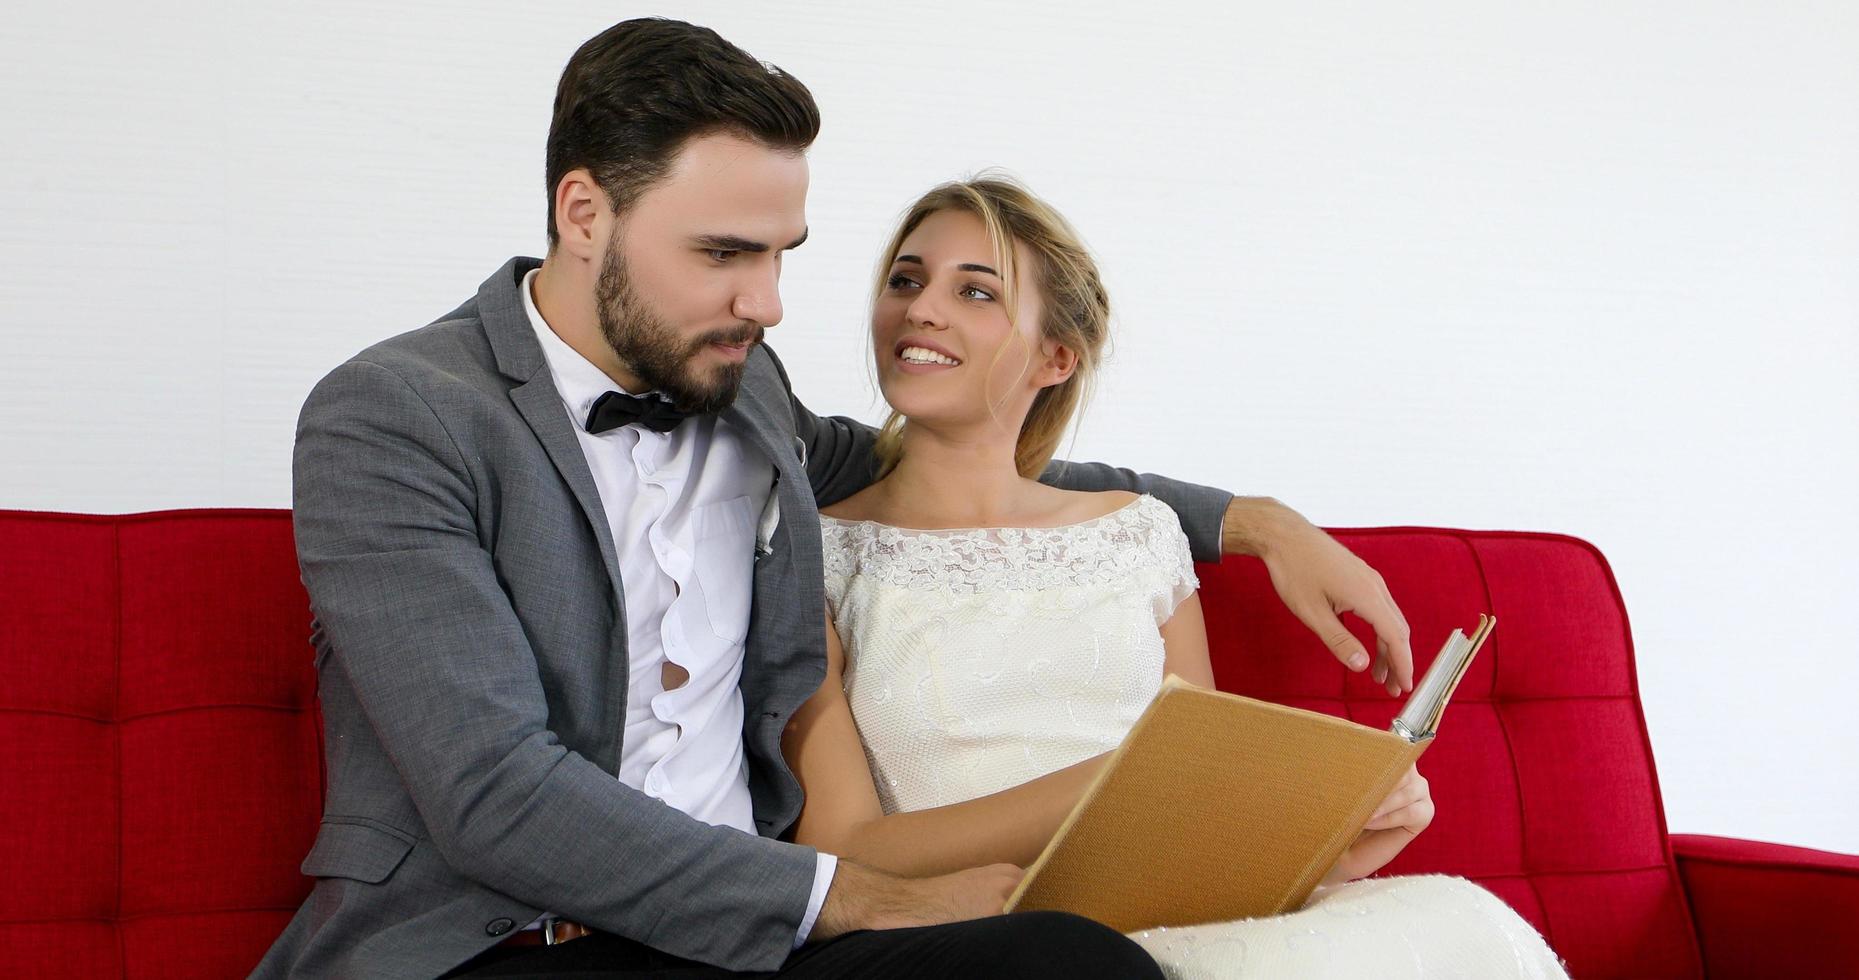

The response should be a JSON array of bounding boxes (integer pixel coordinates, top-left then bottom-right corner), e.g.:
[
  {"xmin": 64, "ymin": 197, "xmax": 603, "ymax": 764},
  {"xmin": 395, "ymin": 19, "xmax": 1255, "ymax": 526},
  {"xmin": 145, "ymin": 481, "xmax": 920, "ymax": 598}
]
[
  {"xmin": 1160, "ymin": 593, "xmax": 1215, "ymax": 688},
  {"xmin": 784, "ymin": 598, "xmax": 1216, "ymax": 878},
  {"xmin": 782, "ymin": 610, "xmax": 1107, "ymax": 877}
]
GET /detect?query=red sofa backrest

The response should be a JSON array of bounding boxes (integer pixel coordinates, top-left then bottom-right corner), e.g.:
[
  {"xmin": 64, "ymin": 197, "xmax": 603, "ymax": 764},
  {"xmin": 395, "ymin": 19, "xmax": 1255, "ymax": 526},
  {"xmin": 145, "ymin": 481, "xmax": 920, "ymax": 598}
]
[
  {"xmin": 0, "ymin": 511, "xmax": 1704, "ymax": 977},
  {"xmin": 1, "ymin": 511, "xmax": 321, "ymax": 979},
  {"xmin": 1200, "ymin": 528, "xmax": 1704, "ymax": 977}
]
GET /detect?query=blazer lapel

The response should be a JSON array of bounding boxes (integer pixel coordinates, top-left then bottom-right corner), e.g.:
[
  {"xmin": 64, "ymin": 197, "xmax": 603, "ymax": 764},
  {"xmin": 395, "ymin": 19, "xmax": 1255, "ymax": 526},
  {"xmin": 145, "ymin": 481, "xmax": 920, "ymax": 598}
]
[
  {"xmin": 477, "ymin": 258, "xmax": 626, "ymax": 600},
  {"xmin": 721, "ymin": 357, "xmax": 825, "ymax": 694},
  {"xmin": 508, "ymin": 379, "xmax": 625, "ymax": 584},
  {"xmin": 721, "ymin": 377, "xmax": 810, "ymax": 546}
]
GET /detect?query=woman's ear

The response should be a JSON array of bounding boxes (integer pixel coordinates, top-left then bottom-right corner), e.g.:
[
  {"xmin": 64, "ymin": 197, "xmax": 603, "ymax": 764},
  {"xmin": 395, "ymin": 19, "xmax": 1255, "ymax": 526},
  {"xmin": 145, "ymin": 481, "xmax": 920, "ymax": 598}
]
[{"xmin": 1035, "ymin": 339, "xmax": 1078, "ymax": 389}]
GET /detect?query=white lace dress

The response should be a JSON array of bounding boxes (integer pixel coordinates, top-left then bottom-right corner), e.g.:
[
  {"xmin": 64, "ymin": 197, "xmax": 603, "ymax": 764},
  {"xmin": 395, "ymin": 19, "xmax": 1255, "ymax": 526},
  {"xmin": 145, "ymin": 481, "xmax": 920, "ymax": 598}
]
[{"xmin": 821, "ymin": 494, "xmax": 1568, "ymax": 979}]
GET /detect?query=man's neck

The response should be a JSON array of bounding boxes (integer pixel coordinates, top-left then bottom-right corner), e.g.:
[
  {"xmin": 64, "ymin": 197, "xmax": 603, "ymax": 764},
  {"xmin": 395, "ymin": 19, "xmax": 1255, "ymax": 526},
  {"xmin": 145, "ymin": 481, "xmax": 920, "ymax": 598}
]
[{"xmin": 533, "ymin": 254, "xmax": 647, "ymax": 393}]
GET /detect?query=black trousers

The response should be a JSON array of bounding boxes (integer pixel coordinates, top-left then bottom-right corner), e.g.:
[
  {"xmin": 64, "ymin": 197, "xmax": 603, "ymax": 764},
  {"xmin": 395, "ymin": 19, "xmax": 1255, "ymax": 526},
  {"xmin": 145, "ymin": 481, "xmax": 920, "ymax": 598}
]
[{"xmin": 445, "ymin": 912, "xmax": 1162, "ymax": 979}]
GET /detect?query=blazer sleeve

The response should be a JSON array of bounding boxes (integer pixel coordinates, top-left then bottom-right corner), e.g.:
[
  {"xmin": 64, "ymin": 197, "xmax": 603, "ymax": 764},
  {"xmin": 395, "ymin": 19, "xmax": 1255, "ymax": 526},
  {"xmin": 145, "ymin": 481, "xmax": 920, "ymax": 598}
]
[
  {"xmin": 292, "ymin": 358, "xmax": 816, "ymax": 972},
  {"xmin": 759, "ymin": 345, "xmax": 1233, "ymax": 561}
]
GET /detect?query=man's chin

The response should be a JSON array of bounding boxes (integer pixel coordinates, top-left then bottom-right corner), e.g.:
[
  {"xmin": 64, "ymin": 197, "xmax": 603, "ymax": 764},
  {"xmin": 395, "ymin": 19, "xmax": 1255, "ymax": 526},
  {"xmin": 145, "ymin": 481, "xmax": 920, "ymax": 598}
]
[{"xmin": 665, "ymin": 363, "xmax": 745, "ymax": 415}]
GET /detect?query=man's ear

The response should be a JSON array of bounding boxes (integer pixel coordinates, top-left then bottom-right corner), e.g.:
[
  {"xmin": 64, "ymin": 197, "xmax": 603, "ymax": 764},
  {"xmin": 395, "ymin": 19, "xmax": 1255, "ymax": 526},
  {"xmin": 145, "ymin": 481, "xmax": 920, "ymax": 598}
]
[
  {"xmin": 553, "ymin": 169, "xmax": 608, "ymax": 262},
  {"xmin": 1035, "ymin": 339, "xmax": 1079, "ymax": 389}
]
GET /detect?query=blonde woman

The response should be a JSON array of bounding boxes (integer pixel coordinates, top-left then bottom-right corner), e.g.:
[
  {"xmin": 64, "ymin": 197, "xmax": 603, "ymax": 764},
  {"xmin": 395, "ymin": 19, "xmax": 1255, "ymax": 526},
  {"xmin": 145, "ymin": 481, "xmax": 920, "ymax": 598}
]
[{"xmin": 780, "ymin": 176, "xmax": 1567, "ymax": 978}]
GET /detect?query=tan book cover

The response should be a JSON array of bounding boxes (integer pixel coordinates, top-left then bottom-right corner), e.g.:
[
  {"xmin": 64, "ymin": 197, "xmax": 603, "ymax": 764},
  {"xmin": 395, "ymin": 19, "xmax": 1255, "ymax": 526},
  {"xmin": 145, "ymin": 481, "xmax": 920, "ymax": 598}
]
[{"xmin": 1004, "ymin": 616, "xmax": 1493, "ymax": 933}]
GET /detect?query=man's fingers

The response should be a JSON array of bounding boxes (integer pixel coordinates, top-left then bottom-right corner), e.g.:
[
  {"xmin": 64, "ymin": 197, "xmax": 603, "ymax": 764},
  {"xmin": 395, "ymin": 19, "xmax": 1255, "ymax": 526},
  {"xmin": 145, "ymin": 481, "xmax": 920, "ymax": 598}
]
[
  {"xmin": 1302, "ymin": 605, "xmax": 1370, "ymax": 672},
  {"xmin": 1361, "ymin": 595, "xmax": 1414, "ymax": 693},
  {"xmin": 1377, "ymin": 626, "xmax": 1397, "ymax": 694},
  {"xmin": 1381, "ymin": 579, "xmax": 1414, "ymax": 691}
]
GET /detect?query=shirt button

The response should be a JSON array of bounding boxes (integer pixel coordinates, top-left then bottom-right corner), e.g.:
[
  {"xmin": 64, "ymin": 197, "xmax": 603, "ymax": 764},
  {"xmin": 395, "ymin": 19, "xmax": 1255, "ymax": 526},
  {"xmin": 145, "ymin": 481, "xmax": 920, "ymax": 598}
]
[{"xmin": 485, "ymin": 917, "xmax": 515, "ymax": 936}]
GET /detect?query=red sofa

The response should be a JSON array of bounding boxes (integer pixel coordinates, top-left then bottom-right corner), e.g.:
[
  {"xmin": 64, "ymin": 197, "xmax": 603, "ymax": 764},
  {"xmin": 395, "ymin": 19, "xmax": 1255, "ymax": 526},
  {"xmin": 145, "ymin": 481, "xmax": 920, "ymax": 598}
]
[{"xmin": 2, "ymin": 509, "xmax": 1854, "ymax": 978}]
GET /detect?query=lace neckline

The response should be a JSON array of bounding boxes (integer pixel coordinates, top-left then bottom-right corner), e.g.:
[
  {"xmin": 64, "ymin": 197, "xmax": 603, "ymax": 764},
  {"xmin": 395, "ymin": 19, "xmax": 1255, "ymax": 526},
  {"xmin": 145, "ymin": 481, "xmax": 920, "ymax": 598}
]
[
  {"xmin": 818, "ymin": 493, "xmax": 1145, "ymax": 537},
  {"xmin": 819, "ymin": 493, "xmax": 1187, "ymax": 595}
]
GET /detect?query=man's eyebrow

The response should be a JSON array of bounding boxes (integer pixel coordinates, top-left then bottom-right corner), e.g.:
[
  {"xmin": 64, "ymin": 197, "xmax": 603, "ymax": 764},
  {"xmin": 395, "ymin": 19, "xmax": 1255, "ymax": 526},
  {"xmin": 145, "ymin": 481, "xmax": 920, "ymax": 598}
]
[
  {"xmin": 695, "ymin": 235, "xmax": 770, "ymax": 253},
  {"xmin": 694, "ymin": 228, "xmax": 810, "ymax": 253}
]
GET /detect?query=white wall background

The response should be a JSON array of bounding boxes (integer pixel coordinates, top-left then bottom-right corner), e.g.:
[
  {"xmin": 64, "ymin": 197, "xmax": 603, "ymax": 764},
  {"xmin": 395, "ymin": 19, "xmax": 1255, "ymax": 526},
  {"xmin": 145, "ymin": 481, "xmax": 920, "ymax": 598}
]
[{"xmin": 3, "ymin": 2, "xmax": 1854, "ymax": 853}]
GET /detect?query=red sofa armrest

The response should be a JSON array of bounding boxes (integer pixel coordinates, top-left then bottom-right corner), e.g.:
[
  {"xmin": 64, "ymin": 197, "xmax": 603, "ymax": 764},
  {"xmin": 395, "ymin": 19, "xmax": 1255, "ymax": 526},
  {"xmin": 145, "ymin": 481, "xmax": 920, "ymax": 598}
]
[{"xmin": 1671, "ymin": 833, "xmax": 1859, "ymax": 980}]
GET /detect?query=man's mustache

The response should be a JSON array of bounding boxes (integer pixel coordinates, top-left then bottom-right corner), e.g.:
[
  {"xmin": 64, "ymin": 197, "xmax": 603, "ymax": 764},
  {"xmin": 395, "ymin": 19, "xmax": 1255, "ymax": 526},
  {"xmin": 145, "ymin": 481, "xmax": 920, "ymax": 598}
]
[{"xmin": 697, "ymin": 324, "xmax": 764, "ymax": 348}]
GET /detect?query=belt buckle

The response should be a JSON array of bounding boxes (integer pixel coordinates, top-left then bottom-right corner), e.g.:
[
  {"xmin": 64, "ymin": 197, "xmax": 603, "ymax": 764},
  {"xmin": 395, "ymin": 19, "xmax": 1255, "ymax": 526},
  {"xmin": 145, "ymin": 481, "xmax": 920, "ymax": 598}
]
[{"xmin": 541, "ymin": 918, "xmax": 590, "ymax": 945}]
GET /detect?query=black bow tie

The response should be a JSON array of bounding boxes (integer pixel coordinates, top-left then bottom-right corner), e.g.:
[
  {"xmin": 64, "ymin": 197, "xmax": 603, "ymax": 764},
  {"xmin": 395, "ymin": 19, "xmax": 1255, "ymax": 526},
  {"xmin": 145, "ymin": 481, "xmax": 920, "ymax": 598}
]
[{"xmin": 583, "ymin": 390, "xmax": 694, "ymax": 434}]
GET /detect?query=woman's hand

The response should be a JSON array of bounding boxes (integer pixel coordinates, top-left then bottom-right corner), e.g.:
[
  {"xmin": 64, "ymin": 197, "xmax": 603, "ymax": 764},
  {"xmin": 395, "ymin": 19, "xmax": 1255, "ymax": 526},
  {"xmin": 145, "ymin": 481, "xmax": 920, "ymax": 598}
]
[{"xmin": 1323, "ymin": 765, "xmax": 1433, "ymax": 885}]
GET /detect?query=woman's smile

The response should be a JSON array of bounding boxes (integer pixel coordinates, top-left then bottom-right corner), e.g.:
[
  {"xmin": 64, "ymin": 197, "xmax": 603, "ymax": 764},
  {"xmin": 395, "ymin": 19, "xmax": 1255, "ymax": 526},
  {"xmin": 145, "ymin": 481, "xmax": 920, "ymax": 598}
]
[{"xmin": 894, "ymin": 337, "xmax": 964, "ymax": 373}]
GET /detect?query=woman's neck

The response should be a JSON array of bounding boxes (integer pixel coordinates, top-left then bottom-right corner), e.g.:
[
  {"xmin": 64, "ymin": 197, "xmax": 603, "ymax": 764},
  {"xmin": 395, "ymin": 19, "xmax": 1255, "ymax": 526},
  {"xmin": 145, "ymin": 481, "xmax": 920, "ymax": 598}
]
[{"xmin": 876, "ymin": 422, "xmax": 1037, "ymax": 528}]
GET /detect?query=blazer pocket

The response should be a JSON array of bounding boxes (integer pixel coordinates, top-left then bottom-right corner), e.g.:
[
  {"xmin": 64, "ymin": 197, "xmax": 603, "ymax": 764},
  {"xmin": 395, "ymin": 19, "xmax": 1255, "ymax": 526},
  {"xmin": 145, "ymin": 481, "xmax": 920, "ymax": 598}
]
[{"xmin": 301, "ymin": 820, "xmax": 417, "ymax": 884}]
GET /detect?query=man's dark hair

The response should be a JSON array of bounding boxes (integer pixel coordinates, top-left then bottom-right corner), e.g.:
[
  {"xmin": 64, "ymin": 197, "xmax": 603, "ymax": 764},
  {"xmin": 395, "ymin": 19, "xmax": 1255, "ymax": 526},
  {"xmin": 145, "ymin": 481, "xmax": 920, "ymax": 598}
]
[{"xmin": 544, "ymin": 18, "xmax": 821, "ymax": 247}]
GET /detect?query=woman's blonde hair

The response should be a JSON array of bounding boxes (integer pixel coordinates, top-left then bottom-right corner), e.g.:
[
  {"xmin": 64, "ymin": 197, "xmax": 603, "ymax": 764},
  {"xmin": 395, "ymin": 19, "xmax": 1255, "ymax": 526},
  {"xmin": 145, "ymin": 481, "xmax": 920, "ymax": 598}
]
[{"xmin": 870, "ymin": 175, "xmax": 1110, "ymax": 479}]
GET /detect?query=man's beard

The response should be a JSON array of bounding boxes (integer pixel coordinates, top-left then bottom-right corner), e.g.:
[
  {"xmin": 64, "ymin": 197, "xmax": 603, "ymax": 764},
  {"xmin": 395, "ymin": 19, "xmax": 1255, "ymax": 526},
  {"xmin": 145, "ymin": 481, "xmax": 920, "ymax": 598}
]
[{"xmin": 594, "ymin": 244, "xmax": 761, "ymax": 415}]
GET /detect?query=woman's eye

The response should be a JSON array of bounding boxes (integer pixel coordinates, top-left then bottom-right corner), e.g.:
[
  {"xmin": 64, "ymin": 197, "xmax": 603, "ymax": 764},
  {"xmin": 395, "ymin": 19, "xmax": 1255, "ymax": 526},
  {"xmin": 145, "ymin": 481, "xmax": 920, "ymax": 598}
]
[
  {"xmin": 961, "ymin": 285, "xmax": 995, "ymax": 302},
  {"xmin": 886, "ymin": 274, "xmax": 920, "ymax": 290}
]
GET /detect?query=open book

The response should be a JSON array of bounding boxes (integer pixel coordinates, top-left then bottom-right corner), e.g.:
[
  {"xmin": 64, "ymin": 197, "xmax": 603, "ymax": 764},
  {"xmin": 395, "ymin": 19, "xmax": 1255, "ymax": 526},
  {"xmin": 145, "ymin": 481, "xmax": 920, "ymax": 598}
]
[{"xmin": 1003, "ymin": 615, "xmax": 1495, "ymax": 932}]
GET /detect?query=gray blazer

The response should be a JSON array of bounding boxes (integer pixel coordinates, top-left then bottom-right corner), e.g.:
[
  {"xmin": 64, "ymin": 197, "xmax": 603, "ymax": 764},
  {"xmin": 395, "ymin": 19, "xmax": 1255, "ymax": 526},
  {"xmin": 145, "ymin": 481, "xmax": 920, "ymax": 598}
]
[{"xmin": 257, "ymin": 257, "xmax": 1232, "ymax": 979}]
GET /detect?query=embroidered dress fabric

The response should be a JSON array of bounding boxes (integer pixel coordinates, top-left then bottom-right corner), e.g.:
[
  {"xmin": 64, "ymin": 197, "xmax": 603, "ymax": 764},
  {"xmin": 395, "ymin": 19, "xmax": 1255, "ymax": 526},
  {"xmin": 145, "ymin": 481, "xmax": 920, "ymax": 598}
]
[
  {"xmin": 820, "ymin": 494, "xmax": 1568, "ymax": 979},
  {"xmin": 822, "ymin": 495, "xmax": 1194, "ymax": 815}
]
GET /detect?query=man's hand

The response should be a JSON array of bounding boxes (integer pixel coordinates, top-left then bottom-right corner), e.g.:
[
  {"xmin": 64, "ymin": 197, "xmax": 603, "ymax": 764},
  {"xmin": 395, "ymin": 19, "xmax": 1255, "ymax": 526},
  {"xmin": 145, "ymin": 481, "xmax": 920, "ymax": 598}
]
[
  {"xmin": 1322, "ymin": 765, "xmax": 1434, "ymax": 885},
  {"xmin": 810, "ymin": 860, "xmax": 1023, "ymax": 941},
  {"xmin": 1222, "ymin": 497, "xmax": 1413, "ymax": 695}
]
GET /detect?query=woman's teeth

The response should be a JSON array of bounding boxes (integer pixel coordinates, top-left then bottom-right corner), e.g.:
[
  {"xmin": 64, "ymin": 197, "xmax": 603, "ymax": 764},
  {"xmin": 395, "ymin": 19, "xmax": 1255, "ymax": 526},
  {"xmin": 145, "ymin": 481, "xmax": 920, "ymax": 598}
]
[{"xmin": 899, "ymin": 346, "xmax": 960, "ymax": 366}]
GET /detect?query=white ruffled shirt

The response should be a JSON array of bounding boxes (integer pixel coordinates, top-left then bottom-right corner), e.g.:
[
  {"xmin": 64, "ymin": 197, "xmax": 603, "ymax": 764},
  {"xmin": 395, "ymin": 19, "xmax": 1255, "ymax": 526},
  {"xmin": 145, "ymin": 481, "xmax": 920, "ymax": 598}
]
[{"xmin": 522, "ymin": 269, "xmax": 833, "ymax": 945}]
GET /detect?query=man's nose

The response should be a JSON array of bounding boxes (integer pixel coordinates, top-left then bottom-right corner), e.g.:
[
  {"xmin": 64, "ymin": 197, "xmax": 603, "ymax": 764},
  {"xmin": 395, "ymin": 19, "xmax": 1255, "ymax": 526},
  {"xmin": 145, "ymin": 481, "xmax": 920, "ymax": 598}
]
[{"xmin": 733, "ymin": 268, "xmax": 783, "ymax": 328}]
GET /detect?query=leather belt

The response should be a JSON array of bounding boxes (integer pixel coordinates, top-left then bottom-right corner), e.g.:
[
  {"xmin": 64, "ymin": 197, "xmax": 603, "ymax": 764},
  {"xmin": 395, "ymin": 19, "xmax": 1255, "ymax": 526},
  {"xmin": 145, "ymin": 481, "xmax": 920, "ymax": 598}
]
[{"xmin": 498, "ymin": 919, "xmax": 596, "ymax": 947}]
